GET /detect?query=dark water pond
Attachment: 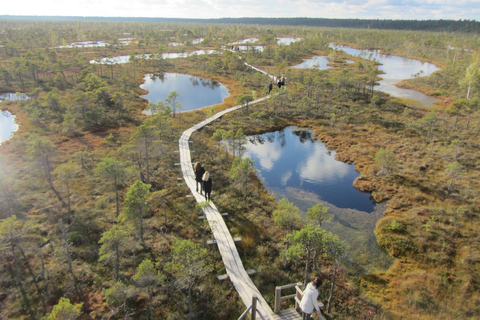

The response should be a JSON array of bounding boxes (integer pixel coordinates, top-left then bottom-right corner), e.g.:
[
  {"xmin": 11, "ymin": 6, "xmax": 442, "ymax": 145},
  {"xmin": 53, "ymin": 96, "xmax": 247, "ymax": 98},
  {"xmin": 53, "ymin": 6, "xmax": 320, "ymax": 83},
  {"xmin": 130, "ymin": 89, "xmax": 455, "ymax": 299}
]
[
  {"xmin": 246, "ymin": 127, "xmax": 375, "ymax": 212},
  {"xmin": 140, "ymin": 73, "xmax": 229, "ymax": 113},
  {"xmin": 244, "ymin": 126, "xmax": 393, "ymax": 272}
]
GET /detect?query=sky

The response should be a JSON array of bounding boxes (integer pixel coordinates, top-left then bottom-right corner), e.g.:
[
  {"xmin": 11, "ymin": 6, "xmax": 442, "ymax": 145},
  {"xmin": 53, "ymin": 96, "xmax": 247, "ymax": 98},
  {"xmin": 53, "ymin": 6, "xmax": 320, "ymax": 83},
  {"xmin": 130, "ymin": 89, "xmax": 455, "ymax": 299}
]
[{"xmin": 1, "ymin": 0, "xmax": 479, "ymax": 21}]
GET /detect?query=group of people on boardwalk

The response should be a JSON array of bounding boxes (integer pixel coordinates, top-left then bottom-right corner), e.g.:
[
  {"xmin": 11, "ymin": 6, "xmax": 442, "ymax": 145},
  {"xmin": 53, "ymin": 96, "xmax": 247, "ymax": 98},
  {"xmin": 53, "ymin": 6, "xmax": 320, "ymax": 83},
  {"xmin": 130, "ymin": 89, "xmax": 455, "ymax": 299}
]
[
  {"xmin": 193, "ymin": 162, "xmax": 212, "ymax": 201},
  {"xmin": 268, "ymin": 75, "xmax": 286, "ymax": 94}
]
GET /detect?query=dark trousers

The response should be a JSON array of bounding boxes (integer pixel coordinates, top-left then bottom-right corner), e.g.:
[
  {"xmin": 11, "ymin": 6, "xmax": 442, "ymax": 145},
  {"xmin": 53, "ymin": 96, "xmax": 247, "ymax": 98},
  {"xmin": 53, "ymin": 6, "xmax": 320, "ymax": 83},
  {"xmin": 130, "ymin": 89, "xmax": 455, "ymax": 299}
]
[
  {"xmin": 205, "ymin": 191, "xmax": 211, "ymax": 200},
  {"xmin": 302, "ymin": 312, "xmax": 313, "ymax": 320}
]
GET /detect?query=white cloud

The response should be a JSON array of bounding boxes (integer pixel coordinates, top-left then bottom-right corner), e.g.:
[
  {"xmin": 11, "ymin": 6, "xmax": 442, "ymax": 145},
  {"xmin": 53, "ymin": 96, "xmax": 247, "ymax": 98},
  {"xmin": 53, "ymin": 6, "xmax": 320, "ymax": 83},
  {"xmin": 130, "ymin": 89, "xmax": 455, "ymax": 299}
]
[
  {"xmin": 297, "ymin": 144, "xmax": 349, "ymax": 183},
  {"xmin": 245, "ymin": 140, "xmax": 282, "ymax": 171},
  {"xmin": 281, "ymin": 171, "xmax": 293, "ymax": 186},
  {"xmin": 2, "ymin": 0, "xmax": 479, "ymax": 19}
]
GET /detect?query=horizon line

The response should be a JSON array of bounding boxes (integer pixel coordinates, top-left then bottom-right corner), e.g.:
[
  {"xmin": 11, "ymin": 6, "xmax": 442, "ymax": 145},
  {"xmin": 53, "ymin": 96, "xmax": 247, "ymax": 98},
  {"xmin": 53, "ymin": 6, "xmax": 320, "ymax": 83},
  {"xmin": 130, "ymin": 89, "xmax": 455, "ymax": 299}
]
[{"xmin": 1, "ymin": 15, "xmax": 478, "ymax": 22}]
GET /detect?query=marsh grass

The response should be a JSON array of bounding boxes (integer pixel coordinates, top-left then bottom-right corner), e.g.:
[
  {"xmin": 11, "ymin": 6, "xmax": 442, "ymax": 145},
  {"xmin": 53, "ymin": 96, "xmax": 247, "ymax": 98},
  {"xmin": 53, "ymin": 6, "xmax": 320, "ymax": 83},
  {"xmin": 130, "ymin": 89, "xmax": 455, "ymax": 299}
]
[{"xmin": 1, "ymin": 23, "xmax": 479, "ymax": 319}]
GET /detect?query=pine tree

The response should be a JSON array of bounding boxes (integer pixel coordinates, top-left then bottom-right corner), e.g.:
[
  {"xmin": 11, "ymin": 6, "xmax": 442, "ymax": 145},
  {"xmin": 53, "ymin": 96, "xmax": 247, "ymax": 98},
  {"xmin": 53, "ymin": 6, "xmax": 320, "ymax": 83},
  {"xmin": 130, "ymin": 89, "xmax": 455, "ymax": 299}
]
[{"xmin": 122, "ymin": 180, "xmax": 151, "ymax": 249}]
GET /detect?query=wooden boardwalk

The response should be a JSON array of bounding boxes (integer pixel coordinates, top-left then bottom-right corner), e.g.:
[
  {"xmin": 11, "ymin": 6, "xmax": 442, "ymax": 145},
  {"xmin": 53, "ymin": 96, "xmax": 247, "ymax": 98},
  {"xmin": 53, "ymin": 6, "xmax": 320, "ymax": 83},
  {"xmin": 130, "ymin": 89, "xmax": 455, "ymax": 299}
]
[{"xmin": 178, "ymin": 100, "xmax": 301, "ymax": 319}]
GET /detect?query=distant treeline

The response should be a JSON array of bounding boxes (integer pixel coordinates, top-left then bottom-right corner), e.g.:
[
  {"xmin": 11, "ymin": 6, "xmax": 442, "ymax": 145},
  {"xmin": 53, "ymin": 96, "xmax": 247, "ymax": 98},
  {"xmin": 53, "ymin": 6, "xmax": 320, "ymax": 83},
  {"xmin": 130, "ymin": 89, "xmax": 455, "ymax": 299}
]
[{"xmin": 1, "ymin": 15, "xmax": 479, "ymax": 33}]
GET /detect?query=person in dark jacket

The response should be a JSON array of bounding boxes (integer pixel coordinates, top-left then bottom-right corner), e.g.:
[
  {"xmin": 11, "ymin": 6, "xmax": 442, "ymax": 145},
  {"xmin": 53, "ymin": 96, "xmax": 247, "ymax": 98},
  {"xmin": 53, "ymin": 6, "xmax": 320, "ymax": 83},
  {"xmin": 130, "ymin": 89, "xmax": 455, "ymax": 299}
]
[
  {"xmin": 194, "ymin": 162, "xmax": 205, "ymax": 194},
  {"xmin": 268, "ymin": 81, "xmax": 273, "ymax": 94},
  {"xmin": 202, "ymin": 171, "xmax": 212, "ymax": 201}
]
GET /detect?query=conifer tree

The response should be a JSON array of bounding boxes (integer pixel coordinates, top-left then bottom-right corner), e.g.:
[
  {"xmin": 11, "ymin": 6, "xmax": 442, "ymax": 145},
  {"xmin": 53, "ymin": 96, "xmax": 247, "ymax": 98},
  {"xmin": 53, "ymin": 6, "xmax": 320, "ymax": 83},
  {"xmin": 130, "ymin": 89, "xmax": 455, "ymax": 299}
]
[
  {"xmin": 165, "ymin": 239, "xmax": 212, "ymax": 320},
  {"xmin": 133, "ymin": 259, "xmax": 165, "ymax": 320},
  {"xmin": 95, "ymin": 157, "xmax": 127, "ymax": 217},
  {"xmin": 273, "ymin": 198, "xmax": 303, "ymax": 267},
  {"xmin": 99, "ymin": 224, "xmax": 137, "ymax": 281},
  {"xmin": 286, "ymin": 224, "xmax": 326, "ymax": 287},
  {"xmin": 229, "ymin": 157, "xmax": 256, "ymax": 200},
  {"xmin": 46, "ymin": 297, "xmax": 83, "ymax": 320},
  {"xmin": 122, "ymin": 180, "xmax": 151, "ymax": 249}
]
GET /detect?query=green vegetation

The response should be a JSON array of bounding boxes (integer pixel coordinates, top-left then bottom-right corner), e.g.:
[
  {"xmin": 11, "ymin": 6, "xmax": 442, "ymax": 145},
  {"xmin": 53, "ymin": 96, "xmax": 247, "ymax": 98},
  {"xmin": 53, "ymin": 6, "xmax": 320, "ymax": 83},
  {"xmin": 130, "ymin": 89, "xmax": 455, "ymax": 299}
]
[
  {"xmin": 45, "ymin": 297, "xmax": 83, "ymax": 320},
  {"xmin": 0, "ymin": 18, "xmax": 479, "ymax": 320}
]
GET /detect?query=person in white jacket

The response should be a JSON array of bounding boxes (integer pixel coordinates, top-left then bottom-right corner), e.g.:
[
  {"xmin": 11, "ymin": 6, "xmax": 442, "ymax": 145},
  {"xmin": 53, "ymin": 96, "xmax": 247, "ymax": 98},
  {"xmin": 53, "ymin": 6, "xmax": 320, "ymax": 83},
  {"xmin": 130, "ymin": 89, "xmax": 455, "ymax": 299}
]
[{"xmin": 299, "ymin": 278, "xmax": 324, "ymax": 320}]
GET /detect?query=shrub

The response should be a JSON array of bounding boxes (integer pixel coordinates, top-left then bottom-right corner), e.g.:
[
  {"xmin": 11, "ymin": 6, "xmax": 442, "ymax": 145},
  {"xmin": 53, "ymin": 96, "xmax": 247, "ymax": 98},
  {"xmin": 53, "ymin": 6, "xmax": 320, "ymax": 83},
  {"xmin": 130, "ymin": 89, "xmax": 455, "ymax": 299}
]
[{"xmin": 388, "ymin": 220, "xmax": 406, "ymax": 233}]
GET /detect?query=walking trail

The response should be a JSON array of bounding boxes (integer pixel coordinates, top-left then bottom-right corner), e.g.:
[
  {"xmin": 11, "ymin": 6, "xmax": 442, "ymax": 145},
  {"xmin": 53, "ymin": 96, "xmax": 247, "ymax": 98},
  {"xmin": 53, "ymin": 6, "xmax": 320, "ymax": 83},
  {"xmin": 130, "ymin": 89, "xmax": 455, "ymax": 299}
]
[{"xmin": 178, "ymin": 55, "xmax": 301, "ymax": 319}]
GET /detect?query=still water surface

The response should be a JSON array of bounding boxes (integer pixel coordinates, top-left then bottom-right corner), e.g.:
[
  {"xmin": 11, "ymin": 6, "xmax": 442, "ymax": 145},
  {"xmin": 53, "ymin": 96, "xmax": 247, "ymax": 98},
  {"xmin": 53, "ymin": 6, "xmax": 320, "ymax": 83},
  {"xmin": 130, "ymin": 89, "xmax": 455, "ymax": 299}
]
[
  {"xmin": 140, "ymin": 73, "xmax": 229, "ymax": 113},
  {"xmin": 90, "ymin": 50, "xmax": 218, "ymax": 65},
  {"xmin": 0, "ymin": 93, "xmax": 29, "ymax": 144},
  {"xmin": 331, "ymin": 44, "xmax": 441, "ymax": 107},
  {"xmin": 0, "ymin": 111, "xmax": 18, "ymax": 145},
  {"xmin": 244, "ymin": 127, "xmax": 393, "ymax": 272},
  {"xmin": 292, "ymin": 44, "xmax": 441, "ymax": 107},
  {"xmin": 277, "ymin": 37, "xmax": 302, "ymax": 45},
  {"xmin": 56, "ymin": 39, "xmax": 133, "ymax": 48},
  {"xmin": 292, "ymin": 56, "xmax": 331, "ymax": 70}
]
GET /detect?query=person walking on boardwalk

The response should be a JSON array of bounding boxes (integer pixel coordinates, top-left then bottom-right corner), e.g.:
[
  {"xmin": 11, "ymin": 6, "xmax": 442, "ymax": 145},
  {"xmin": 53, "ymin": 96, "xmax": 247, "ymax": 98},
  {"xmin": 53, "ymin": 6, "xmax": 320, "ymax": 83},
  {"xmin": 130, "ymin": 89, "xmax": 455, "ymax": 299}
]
[
  {"xmin": 194, "ymin": 162, "xmax": 205, "ymax": 194},
  {"xmin": 300, "ymin": 278, "xmax": 325, "ymax": 320},
  {"xmin": 278, "ymin": 75, "xmax": 285, "ymax": 88},
  {"xmin": 268, "ymin": 81, "xmax": 273, "ymax": 95},
  {"xmin": 202, "ymin": 171, "xmax": 212, "ymax": 201}
]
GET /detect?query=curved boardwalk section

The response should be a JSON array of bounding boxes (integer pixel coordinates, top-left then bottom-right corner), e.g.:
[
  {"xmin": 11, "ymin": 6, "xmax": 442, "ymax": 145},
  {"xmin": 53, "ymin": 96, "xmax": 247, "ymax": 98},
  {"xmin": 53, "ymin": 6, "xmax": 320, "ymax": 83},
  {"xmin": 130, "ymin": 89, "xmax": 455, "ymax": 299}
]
[
  {"xmin": 178, "ymin": 98, "xmax": 281, "ymax": 319},
  {"xmin": 179, "ymin": 100, "xmax": 302, "ymax": 319},
  {"xmin": 179, "ymin": 53, "xmax": 301, "ymax": 319}
]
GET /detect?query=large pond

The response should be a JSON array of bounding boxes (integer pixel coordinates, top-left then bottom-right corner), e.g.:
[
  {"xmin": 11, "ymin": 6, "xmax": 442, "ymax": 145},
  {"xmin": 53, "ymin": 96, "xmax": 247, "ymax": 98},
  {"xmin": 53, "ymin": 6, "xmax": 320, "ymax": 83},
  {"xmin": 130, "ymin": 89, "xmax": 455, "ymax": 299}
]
[
  {"xmin": 244, "ymin": 126, "xmax": 393, "ymax": 272},
  {"xmin": 140, "ymin": 73, "xmax": 229, "ymax": 113},
  {"xmin": 0, "ymin": 93, "xmax": 29, "ymax": 144},
  {"xmin": 331, "ymin": 44, "xmax": 441, "ymax": 107},
  {"xmin": 291, "ymin": 44, "xmax": 441, "ymax": 107}
]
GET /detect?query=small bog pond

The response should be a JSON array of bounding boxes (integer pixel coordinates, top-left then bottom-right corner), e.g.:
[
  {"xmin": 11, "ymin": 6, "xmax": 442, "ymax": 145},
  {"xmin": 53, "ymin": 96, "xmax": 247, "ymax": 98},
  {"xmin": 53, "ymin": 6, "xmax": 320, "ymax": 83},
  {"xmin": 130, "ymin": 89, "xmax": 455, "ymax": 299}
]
[
  {"xmin": 277, "ymin": 37, "xmax": 302, "ymax": 45},
  {"xmin": 140, "ymin": 73, "xmax": 229, "ymax": 113},
  {"xmin": 0, "ymin": 93, "xmax": 29, "ymax": 144},
  {"xmin": 244, "ymin": 126, "xmax": 393, "ymax": 272},
  {"xmin": 292, "ymin": 44, "xmax": 441, "ymax": 107},
  {"xmin": 331, "ymin": 43, "xmax": 441, "ymax": 107},
  {"xmin": 90, "ymin": 50, "xmax": 217, "ymax": 65},
  {"xmin": 0, "ymin": 111, "xmax": 17, "ymax": 145},
  {"xmin": 292, "ymin": 56, "xmax": 332, "ymax": 70}
]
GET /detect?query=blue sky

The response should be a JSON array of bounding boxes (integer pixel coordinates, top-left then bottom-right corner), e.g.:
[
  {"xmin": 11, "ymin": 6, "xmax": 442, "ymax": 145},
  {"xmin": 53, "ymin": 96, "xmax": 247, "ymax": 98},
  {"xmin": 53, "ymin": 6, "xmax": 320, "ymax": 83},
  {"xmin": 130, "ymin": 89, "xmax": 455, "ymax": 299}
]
[{"xmin": 2, "ymin": 0, "xmax": 479, "ymax": 20}]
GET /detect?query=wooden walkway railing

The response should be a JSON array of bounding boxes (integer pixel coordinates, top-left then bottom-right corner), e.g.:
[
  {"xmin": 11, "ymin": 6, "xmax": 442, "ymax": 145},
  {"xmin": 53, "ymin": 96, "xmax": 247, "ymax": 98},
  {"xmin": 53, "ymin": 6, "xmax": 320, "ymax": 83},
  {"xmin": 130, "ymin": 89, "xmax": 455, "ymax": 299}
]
[{"xmin": 178, "ymin": 54, "xmax": 301, "ymax": 320}]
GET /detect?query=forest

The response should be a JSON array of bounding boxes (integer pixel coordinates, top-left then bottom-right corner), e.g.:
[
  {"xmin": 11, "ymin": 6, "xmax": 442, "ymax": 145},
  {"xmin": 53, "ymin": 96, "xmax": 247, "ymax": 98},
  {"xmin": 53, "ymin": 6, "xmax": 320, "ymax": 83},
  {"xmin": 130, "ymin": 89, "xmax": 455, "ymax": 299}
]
[
  {"xmin": 0, "ymin": 18, "xmax": 479, "ymax": 319},
  {"xmin": 2, "ymin": 16, "xmax": 480, "ymax": 33}
]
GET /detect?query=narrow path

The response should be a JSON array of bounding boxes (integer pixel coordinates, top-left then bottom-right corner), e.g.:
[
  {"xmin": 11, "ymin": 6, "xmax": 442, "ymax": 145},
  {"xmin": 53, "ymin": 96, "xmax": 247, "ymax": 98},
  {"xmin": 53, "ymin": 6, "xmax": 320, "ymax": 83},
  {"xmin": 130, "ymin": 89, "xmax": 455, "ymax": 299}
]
[
  {"xmin": 179, "ymin": 97, "xmax": 277, "ymax": 319},
  {"xmin": 178, "ymin": 57, "xmax": 301, "ymax": 319}
]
